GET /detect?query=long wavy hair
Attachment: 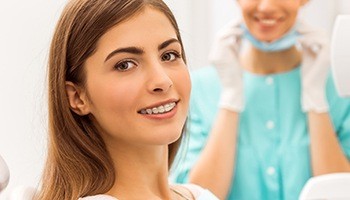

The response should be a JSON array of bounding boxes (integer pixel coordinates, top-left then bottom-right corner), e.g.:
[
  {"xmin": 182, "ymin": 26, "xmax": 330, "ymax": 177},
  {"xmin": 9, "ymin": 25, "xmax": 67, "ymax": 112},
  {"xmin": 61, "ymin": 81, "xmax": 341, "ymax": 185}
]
[{"xmin": 36, "ymin": 0, "xmax": 187, "ymax": 199}]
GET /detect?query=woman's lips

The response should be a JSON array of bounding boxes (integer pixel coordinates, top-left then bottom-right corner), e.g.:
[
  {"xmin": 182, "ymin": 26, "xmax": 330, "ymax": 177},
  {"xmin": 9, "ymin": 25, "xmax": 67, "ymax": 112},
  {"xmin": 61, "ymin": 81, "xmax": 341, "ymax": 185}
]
[{"xmin": 138, "ymin": 101, "xmax": 177, "ymax": 115}]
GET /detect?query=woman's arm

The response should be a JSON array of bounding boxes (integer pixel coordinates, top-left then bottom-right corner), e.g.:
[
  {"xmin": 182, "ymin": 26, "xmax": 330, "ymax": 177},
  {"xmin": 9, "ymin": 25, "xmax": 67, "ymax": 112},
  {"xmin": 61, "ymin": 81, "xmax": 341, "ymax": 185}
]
[
  {"xmin": 189, "ymin": 109, "xmax": 239, "ymax": 199},
  {"xmin": 308, "ymin": 112, "xmax": 350, "ymax": 176}
]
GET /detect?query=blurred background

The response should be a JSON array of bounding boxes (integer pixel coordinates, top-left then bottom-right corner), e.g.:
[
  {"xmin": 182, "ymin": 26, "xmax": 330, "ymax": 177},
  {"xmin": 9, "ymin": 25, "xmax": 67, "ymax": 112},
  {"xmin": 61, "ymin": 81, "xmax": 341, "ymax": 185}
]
[{"xmin": 0, "ymin": 0, "xmax": 349, "ymax": 198}]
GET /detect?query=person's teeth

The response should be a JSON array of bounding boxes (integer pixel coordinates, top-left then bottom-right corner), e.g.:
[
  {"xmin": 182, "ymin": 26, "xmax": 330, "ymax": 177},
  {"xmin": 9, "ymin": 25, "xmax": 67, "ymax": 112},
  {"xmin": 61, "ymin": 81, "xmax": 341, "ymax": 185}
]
[
  {"xmin": 164, "ymin": 104, "xmax": 171, "ymax": 112},
  {"xmin": 158, "ymin": 105, "xmax": 165, "ymax": 113},
  {"xmin": 261, "ymin": 19, "xmax": 276, "ymax": 25},
  {"xmin": 140, "ymin": 102, "xmax": 177, "ymax": 115},
  {"xmin": 152, "ymin": 107, "xmax": 159, "ymax": 114},
  {"xmin": 146, "ymin": 109, "xmax": 152, "ymax": 114}
]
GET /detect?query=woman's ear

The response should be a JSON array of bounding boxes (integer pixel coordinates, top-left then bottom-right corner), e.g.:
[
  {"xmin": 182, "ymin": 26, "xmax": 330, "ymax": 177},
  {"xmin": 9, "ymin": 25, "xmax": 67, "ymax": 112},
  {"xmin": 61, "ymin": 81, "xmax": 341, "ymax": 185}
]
[{"xmin": 65, "ymin": 81, "xmax": 91, "ymax": 115}]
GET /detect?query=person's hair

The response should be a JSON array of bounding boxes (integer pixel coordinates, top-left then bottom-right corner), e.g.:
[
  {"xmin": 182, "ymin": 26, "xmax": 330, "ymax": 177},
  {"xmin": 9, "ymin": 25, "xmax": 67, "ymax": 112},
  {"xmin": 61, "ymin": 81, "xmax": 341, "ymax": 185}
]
[{"xmin": 36, "ymin": 0, "xmax": 187, "ymax": 199}]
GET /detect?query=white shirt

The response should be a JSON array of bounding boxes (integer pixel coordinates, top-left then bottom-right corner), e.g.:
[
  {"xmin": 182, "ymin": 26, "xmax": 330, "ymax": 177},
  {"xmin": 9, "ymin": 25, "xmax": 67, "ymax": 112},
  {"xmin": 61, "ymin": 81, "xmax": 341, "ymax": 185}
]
[{"xmin": 78, "ymin": 184, "xmax": 218, "ymax": 200}]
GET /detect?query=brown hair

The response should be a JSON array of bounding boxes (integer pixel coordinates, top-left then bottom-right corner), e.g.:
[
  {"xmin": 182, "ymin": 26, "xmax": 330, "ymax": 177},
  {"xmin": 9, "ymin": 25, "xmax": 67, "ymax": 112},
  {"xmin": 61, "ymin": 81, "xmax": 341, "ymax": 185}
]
[{"xmin": 37, "ymin": 0, "xmax": 186, "ymax": 199}]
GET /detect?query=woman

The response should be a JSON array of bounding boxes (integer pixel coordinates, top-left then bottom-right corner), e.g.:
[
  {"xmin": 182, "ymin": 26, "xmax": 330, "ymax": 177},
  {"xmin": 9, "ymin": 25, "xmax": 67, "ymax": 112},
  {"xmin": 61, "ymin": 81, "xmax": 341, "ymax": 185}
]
[
  {"xmin": 36, "ymin": 0, "xmax": 218, "ymax": 199},
  {"xmin": 171, "ymin": 0, "xmax": 350, "ymax": 199}
]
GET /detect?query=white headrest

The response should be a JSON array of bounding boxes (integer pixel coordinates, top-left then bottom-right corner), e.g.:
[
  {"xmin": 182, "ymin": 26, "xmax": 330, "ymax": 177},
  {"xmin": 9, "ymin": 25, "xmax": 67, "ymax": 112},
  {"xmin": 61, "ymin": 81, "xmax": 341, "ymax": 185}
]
[{"xmin": 0, "ymin": 155, "xmax": 10, "ymax": 193}]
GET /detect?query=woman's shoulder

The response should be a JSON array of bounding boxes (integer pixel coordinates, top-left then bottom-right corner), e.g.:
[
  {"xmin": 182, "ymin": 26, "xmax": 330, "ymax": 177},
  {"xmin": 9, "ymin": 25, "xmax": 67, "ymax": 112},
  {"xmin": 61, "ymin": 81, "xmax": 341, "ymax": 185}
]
[{"xmin": 172, "ymin": 183, "xmax": 219, "ymax": 200}]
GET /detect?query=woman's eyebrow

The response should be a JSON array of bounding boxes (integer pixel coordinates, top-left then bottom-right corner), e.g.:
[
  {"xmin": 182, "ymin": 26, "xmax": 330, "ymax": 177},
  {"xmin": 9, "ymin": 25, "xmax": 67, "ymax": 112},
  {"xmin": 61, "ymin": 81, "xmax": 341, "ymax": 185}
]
[
  {"xmin": 104, "ymin": 38, "xmax": 180, "ymax": 63},
  {"xmin": 158, "ymin": 38, "xmax": 180, "ymax": 50},
  {"xmin": 105, "ymin": 47, "xmax": 144, "ymax": 62}
]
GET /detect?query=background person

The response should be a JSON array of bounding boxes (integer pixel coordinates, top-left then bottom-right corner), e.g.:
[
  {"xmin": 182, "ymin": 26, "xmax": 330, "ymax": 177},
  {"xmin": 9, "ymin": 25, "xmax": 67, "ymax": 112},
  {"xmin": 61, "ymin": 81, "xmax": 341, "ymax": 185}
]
[{"xmin": 171, "ymin": 0, "xmax": 350, "ymax": 199}]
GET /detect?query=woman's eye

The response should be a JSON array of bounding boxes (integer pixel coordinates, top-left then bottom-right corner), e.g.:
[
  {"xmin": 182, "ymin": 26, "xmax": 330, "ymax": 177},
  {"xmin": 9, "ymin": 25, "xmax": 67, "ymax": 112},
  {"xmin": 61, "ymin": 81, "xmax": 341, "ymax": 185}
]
[
  {"xmin": 161, "ymin": 52, "xmax": 180, "ymax": 62},
  {"xmin": 114, "ymin": 60, "xmax": 137, "ymax": 71}
]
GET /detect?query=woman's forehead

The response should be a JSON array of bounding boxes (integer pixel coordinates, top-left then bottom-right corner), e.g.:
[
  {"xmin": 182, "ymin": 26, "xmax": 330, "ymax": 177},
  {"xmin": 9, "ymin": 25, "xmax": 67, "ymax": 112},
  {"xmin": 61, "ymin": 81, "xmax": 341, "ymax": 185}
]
[{"xmin": 96, "ymin": 7, "xmax": 177, "ymax": 52}]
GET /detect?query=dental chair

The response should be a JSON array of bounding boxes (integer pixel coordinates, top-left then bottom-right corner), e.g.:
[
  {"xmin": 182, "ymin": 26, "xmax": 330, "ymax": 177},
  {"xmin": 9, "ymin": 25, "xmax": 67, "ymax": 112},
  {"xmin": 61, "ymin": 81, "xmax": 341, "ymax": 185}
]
[
  {"xmin": 0, "ymin": 155, "xmax": 10, "ymax": 194},
  {"xmin": 299, "ymin": 173, "xmax": 350, "ymax": 200},
  {"xmin": 0, "ymin": 154, "xmax": 11, "ymax": 199},
  {"xmin": 299, "ymin": 15, "xmax": 350, "ymax": 200},
  {"xmin": 0, "ymin": 154, "xmax": 35, "ymax": 200}
]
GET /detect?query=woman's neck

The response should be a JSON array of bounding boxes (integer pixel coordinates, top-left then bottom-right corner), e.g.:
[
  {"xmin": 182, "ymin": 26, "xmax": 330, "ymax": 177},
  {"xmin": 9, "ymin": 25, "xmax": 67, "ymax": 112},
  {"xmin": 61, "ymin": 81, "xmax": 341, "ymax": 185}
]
[
  {"xmin": 106, "ymin": 143, "xmax": 173, "ymax": 199},
  {"xmin": 241, "ymin": 45, "xmax": 302, "ymax": 75}
]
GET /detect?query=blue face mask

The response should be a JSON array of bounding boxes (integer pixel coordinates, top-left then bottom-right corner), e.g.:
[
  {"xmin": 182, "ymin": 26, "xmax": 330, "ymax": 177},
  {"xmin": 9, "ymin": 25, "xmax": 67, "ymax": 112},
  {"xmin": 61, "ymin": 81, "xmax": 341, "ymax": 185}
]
[{"xmin": 241, "ymin": 23, "xmax": 300, "ymax": 52}]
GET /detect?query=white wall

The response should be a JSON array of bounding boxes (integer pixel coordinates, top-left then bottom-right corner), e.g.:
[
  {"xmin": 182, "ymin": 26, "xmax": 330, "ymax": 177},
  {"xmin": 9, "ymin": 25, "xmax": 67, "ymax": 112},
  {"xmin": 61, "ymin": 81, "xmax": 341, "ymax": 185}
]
[
  {"xmin": 168, "ymin": 0, "xmax": 350, "ymax": 69},
  {"xmin": 0, "ymin": 0, "xmax": 349, "ymax": 198},
  {"xmin": 0, "ymin": 1, "xmax": 66, "ymax": 198},
  {"xmin": 165, "ymin": 0, "xmax": 241, "ymax": 69}
]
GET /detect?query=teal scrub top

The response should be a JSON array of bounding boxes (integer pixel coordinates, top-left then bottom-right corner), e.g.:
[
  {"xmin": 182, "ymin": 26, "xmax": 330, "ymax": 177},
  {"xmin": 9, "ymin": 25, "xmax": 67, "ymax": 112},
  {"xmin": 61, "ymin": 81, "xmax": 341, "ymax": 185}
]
[{"xmin": 170, "ymin": 66, "xmax": 350, "ymax": 200}]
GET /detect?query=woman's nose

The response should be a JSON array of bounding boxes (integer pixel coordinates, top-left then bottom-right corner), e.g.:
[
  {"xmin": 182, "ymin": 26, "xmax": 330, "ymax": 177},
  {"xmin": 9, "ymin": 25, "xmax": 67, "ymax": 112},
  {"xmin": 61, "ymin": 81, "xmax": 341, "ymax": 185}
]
[
  {"xmin": 146, "ymin": 64, "xmax": 173, "ymax": 94},
  {"xmin": 257, "ymin": 0, "xmax": 278, "ymax": 13}
]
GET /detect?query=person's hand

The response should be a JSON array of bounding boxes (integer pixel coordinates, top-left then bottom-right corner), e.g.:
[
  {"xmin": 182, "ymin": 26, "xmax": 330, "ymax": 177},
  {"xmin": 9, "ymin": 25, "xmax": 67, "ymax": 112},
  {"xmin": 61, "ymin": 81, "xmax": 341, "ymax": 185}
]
[
  {"xmin": 298, "ymin": 22, "xmax": 330, "ymax": 113},
  {"xmin": 209, "ymin": 21, "xmax": 244, "ymax": 112}
]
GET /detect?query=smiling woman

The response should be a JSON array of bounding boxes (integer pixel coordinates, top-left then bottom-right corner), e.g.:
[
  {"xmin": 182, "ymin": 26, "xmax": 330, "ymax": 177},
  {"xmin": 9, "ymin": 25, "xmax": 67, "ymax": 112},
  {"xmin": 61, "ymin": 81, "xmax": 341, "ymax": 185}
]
[{"xmin": 34, "ymin": 0, "xmax": 218, "ymax": 200}]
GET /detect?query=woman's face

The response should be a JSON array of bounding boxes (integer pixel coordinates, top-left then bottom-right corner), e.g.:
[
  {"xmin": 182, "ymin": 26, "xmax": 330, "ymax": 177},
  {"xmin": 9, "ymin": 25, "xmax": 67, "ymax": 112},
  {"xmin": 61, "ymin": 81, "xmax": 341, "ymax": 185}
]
[
  {"xmin": 238, "ymin": 0, "xmax": 308, "ymax": 42},
  {"xmin": 82, "ymin": 7, "xmax": 191, "ymax": 147}
]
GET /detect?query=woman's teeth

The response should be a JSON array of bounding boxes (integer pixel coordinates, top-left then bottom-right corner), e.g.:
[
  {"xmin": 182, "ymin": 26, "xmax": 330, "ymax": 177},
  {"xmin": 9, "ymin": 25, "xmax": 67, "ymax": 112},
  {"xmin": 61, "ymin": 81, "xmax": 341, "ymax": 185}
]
[
  {"xmin": 140, "ymin": 102, "xmax": 176, "ymax": 115},
  {"xmin": 260, "ymin": 19, "xmax": 277, "ymax": 26}
]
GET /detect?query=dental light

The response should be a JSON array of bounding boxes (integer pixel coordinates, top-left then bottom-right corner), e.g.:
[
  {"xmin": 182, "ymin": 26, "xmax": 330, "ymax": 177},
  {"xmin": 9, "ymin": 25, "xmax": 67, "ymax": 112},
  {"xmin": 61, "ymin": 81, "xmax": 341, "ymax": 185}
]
[{"xmin": 331, "ymin": 15, "xmax": 350, "ymax": 97}]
